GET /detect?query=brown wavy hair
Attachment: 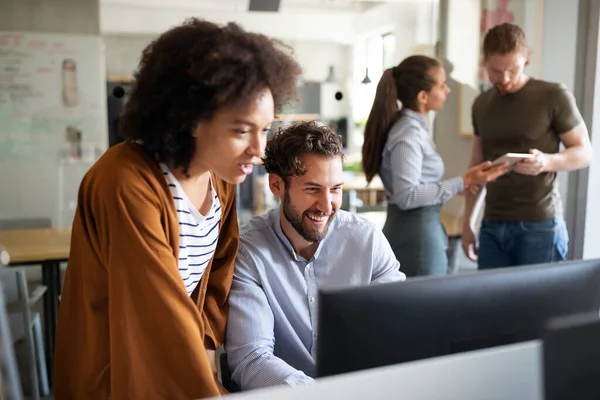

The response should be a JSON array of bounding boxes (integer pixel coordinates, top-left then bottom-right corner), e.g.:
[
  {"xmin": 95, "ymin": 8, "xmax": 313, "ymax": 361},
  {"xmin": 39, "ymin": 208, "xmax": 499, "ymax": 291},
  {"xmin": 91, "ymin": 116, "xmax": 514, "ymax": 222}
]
[
  {"xmin": 263, "ymin": 121, "xmax": 344, "ymax": 183},
  {"xmin": 483, "ymin": 23, "xmax": 528, "ymax": 60},
  {"xmin": 119, "ymin": 18, "xmax": 302, "ymax": 173}
]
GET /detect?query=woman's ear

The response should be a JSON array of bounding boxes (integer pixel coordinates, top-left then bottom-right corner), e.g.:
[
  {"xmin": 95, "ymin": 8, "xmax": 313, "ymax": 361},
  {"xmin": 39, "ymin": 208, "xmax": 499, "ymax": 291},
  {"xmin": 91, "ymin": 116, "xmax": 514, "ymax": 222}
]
[{"xmin": 417, "ymin": 90, "xmax": 428, "ymax": 106}]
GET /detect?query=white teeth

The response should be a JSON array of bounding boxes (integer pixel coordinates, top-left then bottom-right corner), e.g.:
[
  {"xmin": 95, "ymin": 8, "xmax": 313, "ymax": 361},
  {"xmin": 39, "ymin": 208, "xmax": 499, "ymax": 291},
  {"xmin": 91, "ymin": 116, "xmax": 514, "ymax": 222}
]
[{"xmin": 307, "ymin": 214, "xmax": 326, "ymax": 222}]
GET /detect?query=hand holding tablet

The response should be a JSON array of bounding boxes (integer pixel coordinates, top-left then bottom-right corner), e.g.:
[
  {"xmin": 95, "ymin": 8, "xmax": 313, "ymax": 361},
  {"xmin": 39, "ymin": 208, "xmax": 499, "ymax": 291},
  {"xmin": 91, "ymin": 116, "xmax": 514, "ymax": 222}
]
[
  {"xmin": 462, "ymin": 159, "xmax": 510, "ymax": 188},
  {"xmin": 491, "ymin": 153, "xmax": 535, "ymax": 168},
  {"xmin": 494, "ymin": 149, "xmax": 548, "ymax": 176}
]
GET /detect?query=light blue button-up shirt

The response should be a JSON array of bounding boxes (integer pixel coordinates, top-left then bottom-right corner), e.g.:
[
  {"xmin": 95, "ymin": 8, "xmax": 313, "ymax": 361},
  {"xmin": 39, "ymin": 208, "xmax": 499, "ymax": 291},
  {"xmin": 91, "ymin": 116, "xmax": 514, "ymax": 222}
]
[
  {"xmin": 225, "ymin": 207, "xmax": 406, "ymax": 390},
  {"xmin": 380, "ymin": 109, "xmax": 464, "ymax": 210}
]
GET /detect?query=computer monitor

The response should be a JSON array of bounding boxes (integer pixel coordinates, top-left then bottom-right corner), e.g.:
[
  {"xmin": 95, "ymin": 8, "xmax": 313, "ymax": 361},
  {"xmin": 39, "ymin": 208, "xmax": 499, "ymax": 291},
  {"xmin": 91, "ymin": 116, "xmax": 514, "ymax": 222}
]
[
  {"xmin": 316, "ymin": 259, "xmax": 600, "ymax": 378},
  {"xmin": 543, "ymin": 312, "xmax": 600, "ymax": 400}
]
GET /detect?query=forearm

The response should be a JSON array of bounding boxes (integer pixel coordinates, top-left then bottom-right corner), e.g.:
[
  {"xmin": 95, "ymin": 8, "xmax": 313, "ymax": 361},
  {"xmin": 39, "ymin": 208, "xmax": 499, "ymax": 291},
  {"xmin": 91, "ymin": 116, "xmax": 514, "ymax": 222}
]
[
  {"xmin": 546, "ymin": 145, "xmax": 593, "ymax": 172},
  {"xmin": 392, "ymin": 177, "xmax": 464, "ymax": 210},
  {"xmin": 232, "ymin": 351, "xmax": 314, "ymax": 390},
  {"xmin": 463, "ymin": 191, "xmax": 478, "ymax": 228}
]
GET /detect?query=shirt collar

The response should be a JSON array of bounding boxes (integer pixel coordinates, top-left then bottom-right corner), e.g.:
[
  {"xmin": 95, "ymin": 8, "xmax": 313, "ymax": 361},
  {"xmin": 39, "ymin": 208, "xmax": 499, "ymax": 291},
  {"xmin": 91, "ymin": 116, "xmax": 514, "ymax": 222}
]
[
  {"xmin": 271, "ymin": 205, "xmax": 334, "ymax": 262},
  {"xmin": 402, "ymin": 108, "xmax": 428, "ymax": 130}
]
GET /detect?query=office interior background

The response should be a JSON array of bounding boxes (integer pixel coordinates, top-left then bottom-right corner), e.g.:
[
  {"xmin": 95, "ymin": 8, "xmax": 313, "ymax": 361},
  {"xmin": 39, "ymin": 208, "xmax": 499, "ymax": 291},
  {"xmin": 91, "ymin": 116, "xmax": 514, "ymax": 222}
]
[{"xmin": 1, "ymin": 0, "xmax": 600, "ymax": 398}]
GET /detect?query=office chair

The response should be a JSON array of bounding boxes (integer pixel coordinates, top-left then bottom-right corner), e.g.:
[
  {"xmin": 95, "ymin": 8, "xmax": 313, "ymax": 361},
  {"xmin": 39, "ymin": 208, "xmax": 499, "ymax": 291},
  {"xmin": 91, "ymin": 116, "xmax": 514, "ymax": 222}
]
[
  {"xmin": 219, "ymin": 352, "xmax": 240, "ymax": 393},
  {"xmin": 0, "ymin": 217, "xmax": 52, "ymax": 398}
]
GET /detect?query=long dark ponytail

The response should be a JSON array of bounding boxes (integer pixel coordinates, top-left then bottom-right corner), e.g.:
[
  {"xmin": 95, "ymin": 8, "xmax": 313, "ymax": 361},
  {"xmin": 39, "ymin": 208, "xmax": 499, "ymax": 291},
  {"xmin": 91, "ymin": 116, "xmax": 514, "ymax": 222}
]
[{"xmin": 362, "ymin": 55, "xmax": 441, "ymax": 183}]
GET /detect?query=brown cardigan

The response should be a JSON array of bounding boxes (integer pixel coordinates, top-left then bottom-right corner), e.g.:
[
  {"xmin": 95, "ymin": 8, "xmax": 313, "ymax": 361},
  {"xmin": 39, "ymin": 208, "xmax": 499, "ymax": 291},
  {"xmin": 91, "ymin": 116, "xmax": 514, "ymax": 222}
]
[{"xmin": 54, "ymin": 142, "xmax": 239, "ymax": 399}]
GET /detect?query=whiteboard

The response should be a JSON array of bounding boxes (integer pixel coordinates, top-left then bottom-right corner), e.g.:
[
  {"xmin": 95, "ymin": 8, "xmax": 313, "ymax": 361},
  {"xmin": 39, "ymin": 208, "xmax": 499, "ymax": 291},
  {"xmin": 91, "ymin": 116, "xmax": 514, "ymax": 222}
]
[{"xmin": 0, "ymin": 32, "xmax": 107, "ymax": 226}]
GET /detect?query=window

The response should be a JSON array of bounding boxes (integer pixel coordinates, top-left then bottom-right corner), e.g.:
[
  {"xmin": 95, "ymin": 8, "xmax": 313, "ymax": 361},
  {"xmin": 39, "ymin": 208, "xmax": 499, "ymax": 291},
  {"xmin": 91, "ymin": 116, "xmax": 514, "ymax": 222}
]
[{"xmin": 382, "ymin": 33, "xmax": 396, "ymax": 69}]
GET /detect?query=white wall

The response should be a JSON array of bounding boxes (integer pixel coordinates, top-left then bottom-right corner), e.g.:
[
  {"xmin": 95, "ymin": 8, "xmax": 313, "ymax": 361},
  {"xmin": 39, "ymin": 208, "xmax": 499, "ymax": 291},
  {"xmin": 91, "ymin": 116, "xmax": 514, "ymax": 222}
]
[
  {"xmin": 348, "ymin": 1, "xmax": 439, "ymax": 153},
  {"xmin": 277, "ymin": 40, "xmax": 352, "ymax": 83},
  {"xmin": 0, "ymin": 0, "xmax": 102, "ymax": 227},
  {"xmin": 575, "ymin": 0, "xmax": 600, "ymax": 259},
  {"xmin": 446, "ymin": 0, "xmax": 480, "ymax": 88},
  {"xmin": 103, "ymin": 34, "xmax": 353, "ymax": 122},
  {"xmin": 0, "ymin": 0, "xmax": 100, "ymax": 35},
  {"xmin": 540, "ymin": 0, "xmax": 581, "ymax": 219},
  {"xmin": 104, "ymin": 34, "xmax": 351, "ymax": 82},
  {"xmin": 100, "ymin": 4, "xmax": 356, "ymax": 44}
]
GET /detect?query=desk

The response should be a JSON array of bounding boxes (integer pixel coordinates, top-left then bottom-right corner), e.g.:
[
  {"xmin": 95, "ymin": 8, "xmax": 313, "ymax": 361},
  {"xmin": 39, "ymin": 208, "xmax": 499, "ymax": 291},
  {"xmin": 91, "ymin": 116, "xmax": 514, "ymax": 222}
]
[
  {"xmin": 224, "ymin": 341, "xmax": 542, "ymax": 400},
  {"xmin": 0, "ymin": 228, "xmax": 71, "ymax": 386},
  {"xmin": 343, "ymin": 175, "xmax": 384, "ymax": 214}
]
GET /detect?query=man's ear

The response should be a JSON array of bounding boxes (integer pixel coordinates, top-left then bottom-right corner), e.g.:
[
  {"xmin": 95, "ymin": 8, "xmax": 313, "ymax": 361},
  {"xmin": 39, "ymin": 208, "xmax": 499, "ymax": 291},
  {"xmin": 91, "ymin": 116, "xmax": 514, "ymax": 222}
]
[{"xmin": 268, "ymin": 173, "xmax": 285, "ymax": 197}]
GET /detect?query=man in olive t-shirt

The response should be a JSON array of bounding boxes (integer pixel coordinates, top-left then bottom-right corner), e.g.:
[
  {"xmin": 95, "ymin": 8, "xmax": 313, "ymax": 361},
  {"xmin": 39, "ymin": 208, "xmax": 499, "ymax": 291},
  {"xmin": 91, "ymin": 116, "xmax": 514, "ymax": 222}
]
[{"xmin": 462, "ymin": 23, "xmax": 593, "ymax": 269}]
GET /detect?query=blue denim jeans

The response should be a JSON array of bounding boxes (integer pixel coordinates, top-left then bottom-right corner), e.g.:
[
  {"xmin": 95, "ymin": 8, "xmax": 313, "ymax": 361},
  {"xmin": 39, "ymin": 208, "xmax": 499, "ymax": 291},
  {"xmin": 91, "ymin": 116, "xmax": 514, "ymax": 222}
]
[{"xmin": 478, "ymin": 219, "xmax": 569, "ymax": 270}]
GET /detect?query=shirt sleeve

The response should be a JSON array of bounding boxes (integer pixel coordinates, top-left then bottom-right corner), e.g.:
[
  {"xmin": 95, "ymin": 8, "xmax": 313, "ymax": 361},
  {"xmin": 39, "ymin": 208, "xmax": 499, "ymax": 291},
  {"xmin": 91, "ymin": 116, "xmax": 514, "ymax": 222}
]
[
  {"xmin": 98, "ymin": 170, "xmax": 219, "ymax": 398},
  {"xmin": 225, "ymin": 246, "xmax": 314, "ymax": 390},
  {"xmin": 370, "ymin": 225, "xmax": 407, "ymax": 283},
  {"xmin": 388, "ymin": 125, "xmax": 464, "ymax": 210},
  {"xmin": 552, "ymin": 84, "xmax": 584, "ymax": 135}
]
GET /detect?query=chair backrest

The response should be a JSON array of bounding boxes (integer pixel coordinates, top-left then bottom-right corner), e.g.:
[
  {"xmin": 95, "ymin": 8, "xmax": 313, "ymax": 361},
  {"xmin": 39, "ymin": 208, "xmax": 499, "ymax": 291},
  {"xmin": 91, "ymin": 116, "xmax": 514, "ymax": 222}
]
[
  {"xmin": 0, "ymin": 218, "xmax": 52, "ymax": 230},
  {"xmin": 0, "ymin": 249, "xmax": 24, "ymax": 399}
]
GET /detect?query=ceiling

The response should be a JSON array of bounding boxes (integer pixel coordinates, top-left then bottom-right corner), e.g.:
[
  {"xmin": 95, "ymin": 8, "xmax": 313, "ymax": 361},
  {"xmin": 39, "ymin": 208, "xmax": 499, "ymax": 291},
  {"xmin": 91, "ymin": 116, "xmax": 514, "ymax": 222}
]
[
  {"xmin": 100, "ymin": 0, "xmax": 424, "ymax": 15},
  {"xmin": 100, "ymin": 0, "xmax": 434, "ymax": 43}
]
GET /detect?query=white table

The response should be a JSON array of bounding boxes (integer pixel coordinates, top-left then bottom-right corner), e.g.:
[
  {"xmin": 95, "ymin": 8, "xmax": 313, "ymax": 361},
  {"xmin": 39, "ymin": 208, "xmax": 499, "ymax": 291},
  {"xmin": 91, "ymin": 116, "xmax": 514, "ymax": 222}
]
[{"xmin": 220, "ymin": 341, "xmax": 543, "ymax": 400}]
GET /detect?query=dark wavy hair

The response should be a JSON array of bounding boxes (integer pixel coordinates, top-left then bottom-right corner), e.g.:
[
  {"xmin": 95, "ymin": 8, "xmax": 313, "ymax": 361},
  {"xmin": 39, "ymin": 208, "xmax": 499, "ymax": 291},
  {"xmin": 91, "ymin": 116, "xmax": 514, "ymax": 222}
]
[
  {"xmin": 119, "ymin": 18, "xmax": 302, "ymax": 173},
  {"xmin": 362, "ymin": 55, "xmax": 441, "ymax": 183},
  {"xmin": 263, "ymin": 121, "xmax": 344, "ymax": 183}
]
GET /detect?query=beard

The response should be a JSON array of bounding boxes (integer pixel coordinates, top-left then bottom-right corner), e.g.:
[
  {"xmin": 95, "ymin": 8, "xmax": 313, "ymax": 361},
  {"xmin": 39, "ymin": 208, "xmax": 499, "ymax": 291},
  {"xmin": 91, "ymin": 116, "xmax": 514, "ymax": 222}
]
[{"xmin": 282, "ymin": 190, "xmax": 335, "ymax": 243}]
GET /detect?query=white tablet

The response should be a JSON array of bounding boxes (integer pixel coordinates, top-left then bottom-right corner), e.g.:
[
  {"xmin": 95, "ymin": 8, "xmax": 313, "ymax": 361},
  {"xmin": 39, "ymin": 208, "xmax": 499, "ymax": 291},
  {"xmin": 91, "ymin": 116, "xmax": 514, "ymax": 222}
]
[{"xmin": 492, "ymin": 153, "xmax": 535, "ymax": 167}]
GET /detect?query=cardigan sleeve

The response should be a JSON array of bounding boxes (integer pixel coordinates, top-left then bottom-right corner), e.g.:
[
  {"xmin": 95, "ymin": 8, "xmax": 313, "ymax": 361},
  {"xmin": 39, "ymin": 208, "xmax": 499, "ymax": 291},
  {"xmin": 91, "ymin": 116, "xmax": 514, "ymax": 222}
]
[
  {"xmin": 201, "ymin": 176, "xmax": 239, "ymax": 350},
  {"xmin": 95, "ymin": 166, "xmax": 220, "ymax": 399}
]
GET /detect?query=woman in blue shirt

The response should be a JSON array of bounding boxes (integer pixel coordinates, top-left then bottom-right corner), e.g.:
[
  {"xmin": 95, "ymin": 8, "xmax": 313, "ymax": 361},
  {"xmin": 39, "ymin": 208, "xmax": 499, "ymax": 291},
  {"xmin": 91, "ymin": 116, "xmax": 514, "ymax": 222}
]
[{"xmin": 362, "ymin": 55, "xmax": 507, "ymax": 277}]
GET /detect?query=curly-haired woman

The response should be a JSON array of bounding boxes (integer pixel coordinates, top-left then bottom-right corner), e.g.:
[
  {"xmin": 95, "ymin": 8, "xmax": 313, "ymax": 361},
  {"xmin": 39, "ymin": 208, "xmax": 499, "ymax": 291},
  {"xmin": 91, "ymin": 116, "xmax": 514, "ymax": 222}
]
[{"xmin": 54, "ymin": 19, "xmax": 302, "ymax": 399}]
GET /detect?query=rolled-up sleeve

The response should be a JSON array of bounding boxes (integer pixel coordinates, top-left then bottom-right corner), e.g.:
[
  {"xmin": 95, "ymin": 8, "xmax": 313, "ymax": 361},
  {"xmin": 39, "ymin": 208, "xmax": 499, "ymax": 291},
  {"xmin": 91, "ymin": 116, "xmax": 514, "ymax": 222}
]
[{"xmin": 225, "ymin": 247, "xmax": 314, "ymax": 390}]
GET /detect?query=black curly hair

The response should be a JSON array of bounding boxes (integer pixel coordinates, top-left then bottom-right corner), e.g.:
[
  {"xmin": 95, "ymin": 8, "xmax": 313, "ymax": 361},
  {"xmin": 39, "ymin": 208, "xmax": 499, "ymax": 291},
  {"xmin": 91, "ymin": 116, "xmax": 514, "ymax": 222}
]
[
  {"xmin": 119, "ymin": 18, "xmax": 302, "ymax": 172},
  {"xmin": 263, "ymin": 121, "xmax": 345, "ymax": 184}
]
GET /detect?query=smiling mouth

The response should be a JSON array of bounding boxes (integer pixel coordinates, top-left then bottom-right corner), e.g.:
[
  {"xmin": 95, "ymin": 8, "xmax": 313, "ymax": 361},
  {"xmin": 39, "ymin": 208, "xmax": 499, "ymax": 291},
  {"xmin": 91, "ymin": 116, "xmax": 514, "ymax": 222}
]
[
  {"xmin": 306, "ymin": 214, "xmax": 328, "ymax": 223},
  {"xmin": 239, "ymin": 164, "xmax": 254, "ymax": 175}
]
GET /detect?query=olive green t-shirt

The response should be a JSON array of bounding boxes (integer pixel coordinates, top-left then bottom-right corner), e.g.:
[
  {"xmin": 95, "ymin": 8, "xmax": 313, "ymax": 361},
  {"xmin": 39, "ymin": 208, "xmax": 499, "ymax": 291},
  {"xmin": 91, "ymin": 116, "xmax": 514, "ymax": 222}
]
[{"xmin": 472, "ymin": 79, "xmax": 583, "ymax": 221}]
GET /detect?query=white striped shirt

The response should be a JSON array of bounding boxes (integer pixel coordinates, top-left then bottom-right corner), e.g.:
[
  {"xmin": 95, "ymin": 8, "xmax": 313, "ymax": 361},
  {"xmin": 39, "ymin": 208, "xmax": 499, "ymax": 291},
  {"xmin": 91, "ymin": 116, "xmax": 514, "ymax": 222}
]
[
  {"xmin": 160, "ymin": 164, "xmax": 221, "ymax": 296},
  {"xmin": 379, "ymin": 109, "xmax": 464, "ymax": 210}
]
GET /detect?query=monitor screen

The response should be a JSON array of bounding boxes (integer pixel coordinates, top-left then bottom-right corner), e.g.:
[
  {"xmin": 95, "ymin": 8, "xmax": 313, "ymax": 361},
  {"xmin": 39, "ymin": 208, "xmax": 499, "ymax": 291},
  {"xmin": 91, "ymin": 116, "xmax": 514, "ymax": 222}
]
[
  {"xmin": 543, "ymin": 312, "xmax": 600, "ymax": 400},
  {"xmin": 316, "ymin": 259, "xmax": 600, "ymax": 378}
]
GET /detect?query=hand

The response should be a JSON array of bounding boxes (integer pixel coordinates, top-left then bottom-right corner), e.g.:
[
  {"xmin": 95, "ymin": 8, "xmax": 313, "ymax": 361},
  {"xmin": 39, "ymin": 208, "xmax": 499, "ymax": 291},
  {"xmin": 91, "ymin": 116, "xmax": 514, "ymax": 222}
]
[
  {"xmin": 512, "ymin": 149, "xmax": 548, "ymax": 176},
  {"xmin": 461, "ymin": 225, "xmax": 478, "ymax": 262},
  {"xmin": 214, "ymin": 379, "xmax": 229, "ymax": 395},
  {"xmin": 205, "ymin": 349, "xmax": 218, "ymax": 376},
  {"xmin": 462, "ymin": 161, "xmax": 509, "ymax": 188},
  {"xmin": 205, "ymin": 349, "xmax": 229, "ymax": 395},
  {"xmin": 459, "ymin": 184, "xmax": 482, "ymax": 196}
]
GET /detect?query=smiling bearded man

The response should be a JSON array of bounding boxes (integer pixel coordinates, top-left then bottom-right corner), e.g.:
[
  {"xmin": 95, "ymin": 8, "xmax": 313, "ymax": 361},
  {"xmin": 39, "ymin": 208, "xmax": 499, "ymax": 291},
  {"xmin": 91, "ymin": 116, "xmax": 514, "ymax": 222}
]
[{"xmin": 223, "ymin": 121, "xmax": 406, "ymax": 391}]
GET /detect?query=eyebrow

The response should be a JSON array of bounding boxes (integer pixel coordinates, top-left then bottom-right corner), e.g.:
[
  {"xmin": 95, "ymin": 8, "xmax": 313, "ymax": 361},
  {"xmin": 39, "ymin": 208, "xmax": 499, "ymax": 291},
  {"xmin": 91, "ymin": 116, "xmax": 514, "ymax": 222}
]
[
  {"xmin": 305, "ymin": 181, "xmax": 344, "ymax": 188},
  {"xmin": 231, "ymin": 119, "xmax": 258, "ymax": 127}
]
